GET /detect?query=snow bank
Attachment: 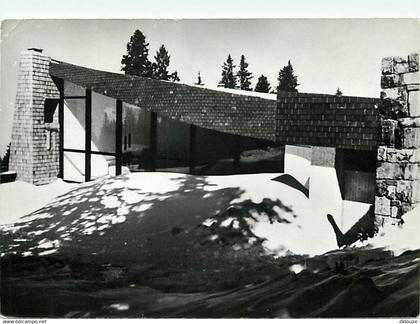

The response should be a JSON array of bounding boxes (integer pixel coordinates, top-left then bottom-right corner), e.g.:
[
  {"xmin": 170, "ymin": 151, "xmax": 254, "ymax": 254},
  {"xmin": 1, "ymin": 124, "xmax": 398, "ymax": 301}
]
[
  {"xmin": 2, "ymin": 172, "xmax": 417, "ymax": 258},
  {"xmin": 0, "ymin": 179, "xmax": 75, "ymax": 225},
  {"xmin": 355, "ymin": 206, "xmax": 420, "ymax": 256}
]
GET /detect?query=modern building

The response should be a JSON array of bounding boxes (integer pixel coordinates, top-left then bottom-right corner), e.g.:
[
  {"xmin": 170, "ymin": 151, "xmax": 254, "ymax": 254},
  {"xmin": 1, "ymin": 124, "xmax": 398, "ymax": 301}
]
[{"xmin": 8, "ymin": 49, "xmax": 420, "ymax": 228}]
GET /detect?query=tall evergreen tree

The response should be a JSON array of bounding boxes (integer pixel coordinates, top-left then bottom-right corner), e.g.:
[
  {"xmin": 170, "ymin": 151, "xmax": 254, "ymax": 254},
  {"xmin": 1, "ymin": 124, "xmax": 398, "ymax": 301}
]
[
  {"xmin": 195, "ymin": 71, "xmax": 204, "ymax": 86},
  {"xmin": 152, "ymin": 45, "xmax": 171, "ymax": 81},
  {"xmin": 152, "ymin": 45, "xmax": 180, "ymax": 81},
  {"xmin": 254, "ymin": 75, "xmax": 271, "ymax": 93},
  {"xmin": 121, "ymin": 29, "xmax": 153, "ymax": 78},
  {"xmin": 237, "ymin": 55, "xmax": 253, "ymax": 90},
  {"xmin": 335, "ymin": 87, "xmax": 343, "ymax": 96},
  {"xmin": 277, "ymin": 60, "xmax": 299, "ymax": 92},
  {"xmin": 218, "ymin": 54, "xmax": 237, "ymax": 89}
]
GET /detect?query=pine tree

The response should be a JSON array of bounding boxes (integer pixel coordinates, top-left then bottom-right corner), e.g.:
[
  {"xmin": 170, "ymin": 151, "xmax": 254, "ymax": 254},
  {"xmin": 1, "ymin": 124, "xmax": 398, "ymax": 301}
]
[
  {"xmin": 151, "ymin": 45, "xmax": 180, "ymax": 82},
  {"xmin": 277, "ymin": 60, "xmax": 299, "ymax": 92},
  {"xmin": 195, "ymin": 71, "xmax": 204, "ymax": 86},
  {"xmin": 237, "ymin": 55, "xmax": 253, "ymax": 90},
  {"xmin": 254, "ymin": 75, "xmax": 271, "ymax": 93},
  {"xmin": 121, "ymin": 29, "xmax": 153, "ymax": 78},
  {"xmin": 335, "ymin": 87, "xmax": 343, "ymax": 96},
  {"xmin": 170, "ymin": 70, "xmax": 180, "ymax": 82},
  {"xmin": 218, "ymin": 54, "xmax": 237, "ymax": 89},
  {"xmin": 152, "ymin": 45, "xmax": 171, "ymax": 81}
]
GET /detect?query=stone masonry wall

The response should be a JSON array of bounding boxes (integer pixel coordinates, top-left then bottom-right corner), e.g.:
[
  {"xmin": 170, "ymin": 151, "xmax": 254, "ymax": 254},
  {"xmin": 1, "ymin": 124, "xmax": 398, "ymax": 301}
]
[
  {"xmin": 9, "ymin": 50, "xmax": 60, "ymax": 185},
  {"xmin": 375, "ymin": 53, "xmax": 420, "ymax": 220}
]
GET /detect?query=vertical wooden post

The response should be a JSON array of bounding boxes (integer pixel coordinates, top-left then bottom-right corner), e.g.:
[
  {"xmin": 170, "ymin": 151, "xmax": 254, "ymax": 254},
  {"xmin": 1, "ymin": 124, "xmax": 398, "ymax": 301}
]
[
  {"xmin": 85, "ymin": 89, "xmax": 92, "ymax": 182},
  {"xmin": 58, "ymin": 79, "xmax": 64, "ymax": 179},
  {"xmin": 189, "ymin": 124, "xmax": 196, "ymax": 174},
  {"xmin": 149, "ymin": 112, "xmax": 158, "ymax": 172},
  {"xmin": 116, "ymin": 100, "xmax": 123, "ymax": 176}
]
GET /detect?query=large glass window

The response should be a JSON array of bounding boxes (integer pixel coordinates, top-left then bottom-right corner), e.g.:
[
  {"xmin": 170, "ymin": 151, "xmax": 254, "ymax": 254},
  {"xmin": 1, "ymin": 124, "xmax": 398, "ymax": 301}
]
[
  {"xmin": 156, "ymin": 116, "xmax": 190, "ymax": 171},
  {"xmin": 63, "ymin": 99, "xmax": 85, "ymax": 150},
  {"xmin": 92, "ymin": 92, "xmax": 116, "ymax": 153},
  {"xmin": 122, "ymin": 103, "xmax": 151, "ymax": 171},
  {"xmin": 63, "ymin": 152, "xmax": 85, "ymax": 182}
]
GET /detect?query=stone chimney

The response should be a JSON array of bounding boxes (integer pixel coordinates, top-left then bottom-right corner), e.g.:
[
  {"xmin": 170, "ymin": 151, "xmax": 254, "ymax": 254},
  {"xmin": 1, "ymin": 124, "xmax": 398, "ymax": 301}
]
[
  {"xmin": 375, "ymin": 53, "xmax": 420, "ymax": 221},
  {"xmin": 9, "ymin": 49, "xmax": 61, "ymax": 185}
]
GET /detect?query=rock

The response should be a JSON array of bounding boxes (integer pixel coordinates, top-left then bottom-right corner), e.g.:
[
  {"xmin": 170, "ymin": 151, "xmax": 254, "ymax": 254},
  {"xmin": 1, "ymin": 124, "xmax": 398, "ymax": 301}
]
[
  {"xmin": 376, "ymin": 162, "xmax": 404, "ymax": 180},
  {"xmin": 377, "ymin": 146, "xmax": 387, "ymax": 161},
  {"xmin": 402, "ymin": 71, "xmax": 420, "ymax": 85},
  {"xmin": 401, "ymin": 127, "xmax": 420, "ymax": 149},
  {"xmin": 396, "ymin": 180, "xmax": 420, "ymax": 203},
  {"xmin": 381, "ymin": 57, "xmax": 394, "ymax": 75},
  {"xmin": 403, "ymin": 163, "xmax": 420, "ymax": 180},
  {"xmin": 375, "ymin": 196, "xmax": 391, "ymax": 216},
  {"xmin": 408, "ymin": 90, "xmax": 420, "ymax": 117},
  {"xmin": 408, "ymin": 53, "xmax": 419, "ymax": 72},
  {"xmin": 381, "ymin": 74, "xmax": 400, "ymax": 89}
]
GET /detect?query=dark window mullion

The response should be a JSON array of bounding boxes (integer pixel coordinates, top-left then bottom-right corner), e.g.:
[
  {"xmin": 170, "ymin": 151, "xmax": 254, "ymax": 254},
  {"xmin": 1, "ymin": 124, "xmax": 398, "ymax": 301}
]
[
  {"xmin": 85, "ymin": 89, "xmax": 92, "ymax": 182},
  {"xmin": 116, "ymin": 100, "xmax": 123, "ymax": 176}
]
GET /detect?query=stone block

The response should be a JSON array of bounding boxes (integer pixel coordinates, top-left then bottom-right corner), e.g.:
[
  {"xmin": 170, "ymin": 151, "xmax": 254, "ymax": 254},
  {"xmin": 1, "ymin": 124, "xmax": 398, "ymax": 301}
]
[
  {"xmin": 394, "ymin": 61, "xmax": 410, "ymax": 74},
  {"xmin": 380, "ymin": 87, "xmax": 405, "ymax": 101},
  {"xmin": 386, "ymin": 148, "xmax": 397, "ymax": 162},
  {"xmin": 377, "ymin": 146, "xmax": 387, "ymax": 161},
  {"xmin": 376, "ymin": 180, "xmax": 388, "ymax": 196},
  {"xmin": 376, "ymin": 162, "xmax": 404, "ymax": 179},
  {"xmin": 408, "ymin": 90, "xmax": 420, "ymax": 117},
  {"xmin": 401, "ymin": 127, "xmax": 420, "ymax": 149},
  {"xmin": 402, "ymin": 71, "xmax": 420, "ymax": 85},
  {"xmin": 391, "ymin": 206, "xmax": 399, "ymax": 218},
  {"xmin": 408, "ymin": 53, "xmax": 419, "ymax": 72},
  {"xmin": 375, "ymin": 196, "xmax": 391, "ymax": 216},
  {"xmin": 379, "ymin": 119, "xmax": 398, "ymax": 146},
  {"xmin": 382, "ymin": 57, "xmax": 394, "ymax": 75},
  {"xmin": 381, "ymin": 74, "xmax": 400, "ymax": 89},
  {"xmin": 404, "ymin": 163, "xmax": 420, "ymax": 180},
  {"xmin": 398, "ymin": 116, "xmax": 420, "ymax": 127},
  {"xmin": 396, "ymin": 180, "xmax": 420, "ymax": 203}
]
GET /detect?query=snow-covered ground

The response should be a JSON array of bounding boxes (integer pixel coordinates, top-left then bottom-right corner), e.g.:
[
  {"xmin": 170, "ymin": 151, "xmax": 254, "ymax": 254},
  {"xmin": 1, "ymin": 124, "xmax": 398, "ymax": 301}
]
[
  {"xmin": 0, "ymin": 179, "xmax": 76, "ymax": 225},
  {"xmin": 1, "ymin": 172, "xmax": 418, "ymax": 258}
]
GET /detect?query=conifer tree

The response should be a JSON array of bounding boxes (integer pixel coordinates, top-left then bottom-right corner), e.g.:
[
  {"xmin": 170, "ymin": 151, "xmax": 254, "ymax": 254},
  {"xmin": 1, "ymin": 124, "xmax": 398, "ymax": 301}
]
[
  {"xmin": 218, "ymin": 54, "xmax": 237, "ymax": 89},
  {"xmin": 152, "ymin": 45, "xmax": 171, "ymax": 80},
  {"xmin": 195, "ymin": 71, "xmax": 204, "ymax": 86},
  {"xmin": 237, "ymin": 55, "xmax": 253, "ymax": 90},
  {"xmin": 277, "ymin": 60, "xmax": 299, "ymax": 92},
  {"xmin": 254, "ymin": 75, "xmax": 271, "ymax": 93},
  {"xmin": 151, "ymin": 45, "xmax": 180, "ymax": 81},
  {"xmin": 170, "ymin": 70, "xmax": 180, "ymax": 82},
  {"xmin": 121, "ymin": 29, "xmax": 153, "ymax": 78},
  {"xmin": 335, "ymin": 88, "xmax": 343, "ymax": 96}
]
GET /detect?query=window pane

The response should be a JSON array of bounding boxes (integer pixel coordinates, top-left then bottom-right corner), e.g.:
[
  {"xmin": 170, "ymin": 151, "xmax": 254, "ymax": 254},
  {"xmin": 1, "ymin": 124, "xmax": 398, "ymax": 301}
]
[
  {"xmin": 91, "ymin": 154, "xmax": 116, "ymax": 180},
  {"xmin": 156, "ymin": 116, "xmax": 189, "ymax": 171},
  {"xmin": 63, "ymin": 99, "xmax": 85, "ymax": 150},
  {"xmin": 63, "ymin": 151, "xmax": 85, "ymax": 182},
  {"xmin": 92, "ymin": 92, "xmax": 116, "ymax": 153},
  {"xmin": 122, "ymin": 103, "xmax": 150, "ymax": 171},
  {"xmin": 64, "ymin": 80, "xmax": 85, "ymax": 97}
]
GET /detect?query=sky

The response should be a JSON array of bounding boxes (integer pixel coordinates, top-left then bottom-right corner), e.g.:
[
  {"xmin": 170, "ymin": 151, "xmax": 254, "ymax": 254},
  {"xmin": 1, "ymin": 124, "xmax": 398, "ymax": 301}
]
[{"xmin": 1, "ymin": 17, "xmax": 419, "ymax": 156}]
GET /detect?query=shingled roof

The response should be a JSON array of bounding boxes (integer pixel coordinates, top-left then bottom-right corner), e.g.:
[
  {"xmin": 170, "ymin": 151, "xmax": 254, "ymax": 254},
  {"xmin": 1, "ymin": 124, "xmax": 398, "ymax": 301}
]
[
  {"xmin": 49, "ymin": 60, "xmax": 380, "ymax": 150},
  {"xmin": 49, "ymin": 60, "xmax": 277, "ymax": 142},
  {"xmin": 276, "ymin": 91, "xmax": 380, "ymax": 151}
]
